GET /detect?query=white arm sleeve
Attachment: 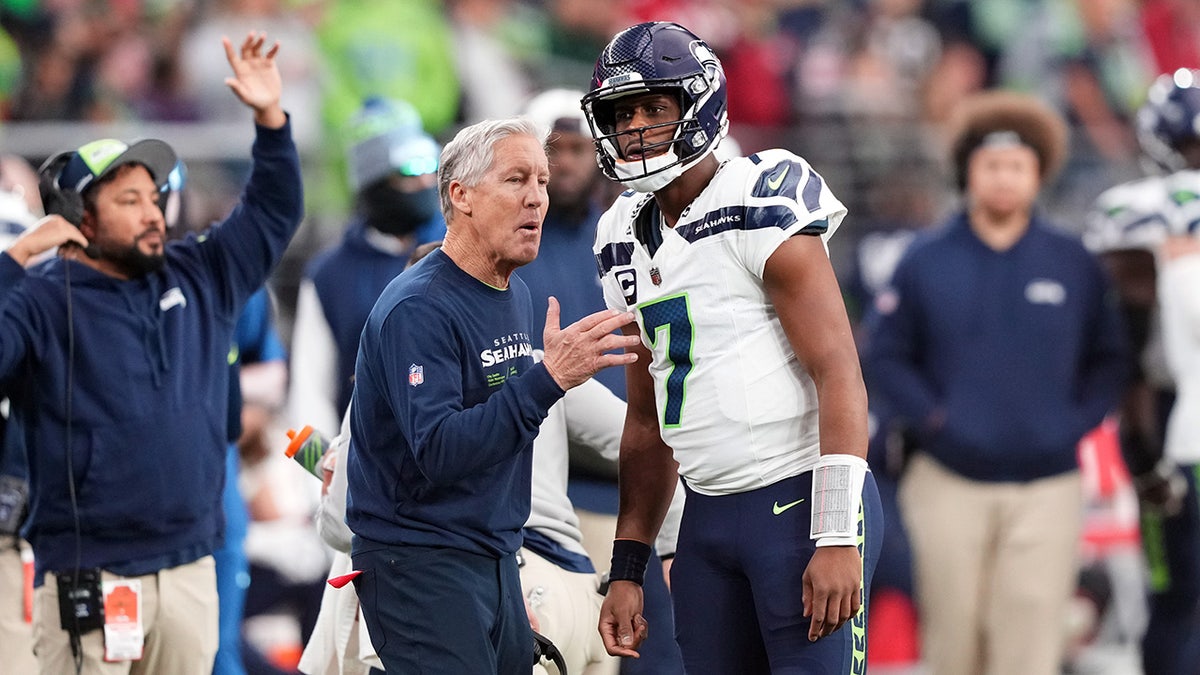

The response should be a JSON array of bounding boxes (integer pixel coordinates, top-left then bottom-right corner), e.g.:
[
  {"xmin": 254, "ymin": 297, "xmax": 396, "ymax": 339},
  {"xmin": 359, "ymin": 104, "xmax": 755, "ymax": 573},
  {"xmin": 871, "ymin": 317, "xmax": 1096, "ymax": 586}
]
[
  {"xmin": 654, "ymin": 479, "xmax": 686, "ymax": 558},
  {"xmin": 287, "ymin": 281, "xmax": 342, "ymax": 437},
  {"xmin": 1160, "ymin": 252, "xmax": 1200, "ymax": 344},
  {"xmin": 562, "ymin": 375, "xmax": 626, "ymax": 467},
  {"xmin": 315, "ymin": 406, "xmax": 354, "ymax": 554}
]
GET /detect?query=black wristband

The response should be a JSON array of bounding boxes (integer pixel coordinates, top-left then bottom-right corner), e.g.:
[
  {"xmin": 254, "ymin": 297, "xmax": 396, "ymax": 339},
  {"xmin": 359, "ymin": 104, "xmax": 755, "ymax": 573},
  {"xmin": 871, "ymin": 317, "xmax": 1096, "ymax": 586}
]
[{"xmin": 608, "ymin": 539, "xmax": 652, "ymax": 586}]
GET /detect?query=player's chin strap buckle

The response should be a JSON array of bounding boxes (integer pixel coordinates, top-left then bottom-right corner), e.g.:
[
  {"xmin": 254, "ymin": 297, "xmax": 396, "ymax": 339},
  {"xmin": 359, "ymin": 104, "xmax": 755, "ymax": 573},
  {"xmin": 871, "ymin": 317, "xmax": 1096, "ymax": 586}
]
[{"xmin": 533, "ymin": 630, "xmax": 568, "ymax": 674}]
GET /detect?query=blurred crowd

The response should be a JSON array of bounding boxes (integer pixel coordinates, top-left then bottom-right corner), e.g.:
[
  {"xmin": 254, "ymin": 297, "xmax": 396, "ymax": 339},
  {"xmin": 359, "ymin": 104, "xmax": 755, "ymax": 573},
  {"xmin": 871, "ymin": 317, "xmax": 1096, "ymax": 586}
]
[{"xmin": 0, "ymin": 0, "xmax": 1179, "ymax": 235}]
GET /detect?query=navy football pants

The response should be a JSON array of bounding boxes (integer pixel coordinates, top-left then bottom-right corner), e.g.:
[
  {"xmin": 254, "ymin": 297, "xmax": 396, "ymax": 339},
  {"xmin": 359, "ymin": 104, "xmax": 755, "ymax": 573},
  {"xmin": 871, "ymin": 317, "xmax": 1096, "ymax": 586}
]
[
  {"xmin": 672, "ymin": 471, "xmax": 882, "ymax": 674},
  {"xmin": 353, "ymin": 543, "xmax": 532, "ymax": 674}
]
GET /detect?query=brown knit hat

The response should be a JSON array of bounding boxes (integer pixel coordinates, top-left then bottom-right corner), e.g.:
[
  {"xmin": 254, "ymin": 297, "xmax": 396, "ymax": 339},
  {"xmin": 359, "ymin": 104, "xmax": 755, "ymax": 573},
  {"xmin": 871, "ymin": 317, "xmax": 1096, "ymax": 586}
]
[{"xmin": 947, "ymin": 90, "xmax": 1069, "ymax": 191}]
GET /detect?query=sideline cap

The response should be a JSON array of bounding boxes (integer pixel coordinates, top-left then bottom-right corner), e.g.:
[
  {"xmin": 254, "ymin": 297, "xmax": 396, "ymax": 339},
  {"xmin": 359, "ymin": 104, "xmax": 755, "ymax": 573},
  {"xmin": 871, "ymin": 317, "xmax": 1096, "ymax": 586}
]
[{"xmin": 57, "ymin": 138, "xmax": 177, "ymax": 194}]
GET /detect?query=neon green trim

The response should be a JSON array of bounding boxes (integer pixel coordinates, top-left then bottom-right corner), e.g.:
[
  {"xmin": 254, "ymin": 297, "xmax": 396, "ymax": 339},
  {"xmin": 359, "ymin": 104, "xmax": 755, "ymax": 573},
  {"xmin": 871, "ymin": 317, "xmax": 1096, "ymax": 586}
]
[
  {"xmin": 850, "ymin": 500, "xmax": 867, "ymax": 674},
  {"xmin": 76, "ymin": 139, "xmax": 128, "ymax": 176},
  {"xmin": 1142, "ymin": 510, "xmax": 1171, "ymax": 593}
]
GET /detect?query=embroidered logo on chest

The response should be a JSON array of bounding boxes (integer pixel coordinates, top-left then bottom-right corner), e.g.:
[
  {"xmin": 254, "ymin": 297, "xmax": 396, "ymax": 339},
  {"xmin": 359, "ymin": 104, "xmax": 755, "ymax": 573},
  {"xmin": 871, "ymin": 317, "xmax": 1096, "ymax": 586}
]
[{"xmin": 1024, "ymin": 279, "xmax": 1066, "ymax": 306}]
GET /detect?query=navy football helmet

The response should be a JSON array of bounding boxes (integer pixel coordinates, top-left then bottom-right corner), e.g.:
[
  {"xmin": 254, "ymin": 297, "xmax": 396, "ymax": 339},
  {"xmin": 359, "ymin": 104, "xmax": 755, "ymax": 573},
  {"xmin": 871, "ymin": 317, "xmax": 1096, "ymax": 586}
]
[
  {"xmin": 1138, "ymin": 68, "xmax": 1200, "ymax": 173},
  {"xmin": 581, "ymin": 22, "xmax": 728, "ymax": 192}
]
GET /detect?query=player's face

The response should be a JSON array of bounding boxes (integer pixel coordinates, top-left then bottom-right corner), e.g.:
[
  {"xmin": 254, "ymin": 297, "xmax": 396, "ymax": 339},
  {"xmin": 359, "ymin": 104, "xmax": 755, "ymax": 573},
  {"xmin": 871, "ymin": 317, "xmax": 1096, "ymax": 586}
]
[
  {"xmin": 966, "ymin": 144, "xmax": 1040, "ymax": 220},
  {"xmin": 85, "ymin": 164, "xmax": 167, "ymax": 276},
  {"xmin": 547, "ymin": 130, "xmax": 599, "ymax": 212},
  {"xmin": 464, "ymin": 133, "xmax": 549, "ymax": 272},
  {"xmin": 613, "ymin": 92, "xmax": 682, "ymax": 162}
]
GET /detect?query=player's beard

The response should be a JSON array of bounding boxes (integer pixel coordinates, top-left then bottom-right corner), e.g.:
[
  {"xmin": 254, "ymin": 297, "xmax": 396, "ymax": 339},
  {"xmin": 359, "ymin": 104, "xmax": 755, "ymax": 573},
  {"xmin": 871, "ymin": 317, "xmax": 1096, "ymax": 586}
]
[{"xmin": 104, "ymin": 232, "xmax": 165, "ymax": 277}]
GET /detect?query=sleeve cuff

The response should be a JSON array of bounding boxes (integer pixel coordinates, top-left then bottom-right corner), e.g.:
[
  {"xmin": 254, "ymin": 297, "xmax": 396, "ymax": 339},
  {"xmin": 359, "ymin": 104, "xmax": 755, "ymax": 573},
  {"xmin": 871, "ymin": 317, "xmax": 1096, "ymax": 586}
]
[{"xmin": 0, "ymin": 252, "xmax": 27, "ymax": 285}]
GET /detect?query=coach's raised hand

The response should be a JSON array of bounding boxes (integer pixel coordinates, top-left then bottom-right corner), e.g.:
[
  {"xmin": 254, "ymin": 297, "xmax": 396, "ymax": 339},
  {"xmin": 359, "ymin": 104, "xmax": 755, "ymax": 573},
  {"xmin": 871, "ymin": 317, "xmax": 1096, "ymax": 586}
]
[{"xmin": 541, "ymin": 296, "xmax": 638, "ymax": 390}]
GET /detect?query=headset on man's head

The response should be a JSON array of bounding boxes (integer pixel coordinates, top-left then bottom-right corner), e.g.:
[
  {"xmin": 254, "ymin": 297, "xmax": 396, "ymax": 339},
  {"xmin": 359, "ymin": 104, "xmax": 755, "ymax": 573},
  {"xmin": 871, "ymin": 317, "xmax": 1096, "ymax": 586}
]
[{"xmin": 37, "ymin": 152, "xmax": 87, "ymax": 227}]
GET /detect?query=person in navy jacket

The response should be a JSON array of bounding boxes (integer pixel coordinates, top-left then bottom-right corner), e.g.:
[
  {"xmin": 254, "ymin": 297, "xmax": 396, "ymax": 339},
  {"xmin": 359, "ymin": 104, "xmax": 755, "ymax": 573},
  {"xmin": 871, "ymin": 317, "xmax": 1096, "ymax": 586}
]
[
  {"xmin": 864, "ymin": 91, "xmax": 1129, "ymax": 675},
  {"xmin": 0, "ymin": 32, "xmax": 303, "ymax": 675}
]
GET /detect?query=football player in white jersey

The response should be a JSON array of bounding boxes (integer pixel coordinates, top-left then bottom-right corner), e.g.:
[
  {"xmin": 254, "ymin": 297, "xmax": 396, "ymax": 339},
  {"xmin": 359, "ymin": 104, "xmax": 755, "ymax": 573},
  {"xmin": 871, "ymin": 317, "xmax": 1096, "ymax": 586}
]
[
  {"xmin": 585, "ymin": 22, "xmax": 882, "ymax": 674},
  {"xmin": 1087, "ymin": 68, "xmax": 1200, "ymax": 675}
]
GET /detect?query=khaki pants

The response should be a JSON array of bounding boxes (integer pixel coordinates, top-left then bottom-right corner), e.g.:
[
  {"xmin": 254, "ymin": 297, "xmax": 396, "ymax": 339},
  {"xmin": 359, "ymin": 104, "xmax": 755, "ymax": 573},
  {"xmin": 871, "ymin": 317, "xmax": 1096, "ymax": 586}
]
[
  {"xmin": 570, "ymin": 509, "xmax": 622, "ymax": 675},
  {"xmin": 33, "ymin": 556, "xmax": 218, "ymax": 675},
  {"xmin": 520, "ymin": 547, "xmax": 619, "ymax": 675},
  {"xmin": 0, "ymin": 535, "xmax": 36, "ymax": 674},
  {"xmin": 900, "ymin": 454, "xmax": 1082, "ymax": 675}
]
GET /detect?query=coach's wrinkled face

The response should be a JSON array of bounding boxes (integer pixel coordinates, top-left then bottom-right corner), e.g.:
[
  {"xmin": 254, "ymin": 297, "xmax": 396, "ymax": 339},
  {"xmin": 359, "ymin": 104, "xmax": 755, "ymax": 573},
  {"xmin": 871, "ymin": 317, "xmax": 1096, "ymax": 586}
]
[{"xmin": 453, "ymin": 133, "xmax": 549, "ymax": 277}]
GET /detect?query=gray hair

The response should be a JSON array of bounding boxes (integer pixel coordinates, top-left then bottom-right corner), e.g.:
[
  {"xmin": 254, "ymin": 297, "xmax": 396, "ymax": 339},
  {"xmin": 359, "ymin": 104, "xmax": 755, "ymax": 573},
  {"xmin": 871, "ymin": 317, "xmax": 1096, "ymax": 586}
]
[{"xmin": 438, "ymin": 117, "xmax": 548, "ymax": 220}]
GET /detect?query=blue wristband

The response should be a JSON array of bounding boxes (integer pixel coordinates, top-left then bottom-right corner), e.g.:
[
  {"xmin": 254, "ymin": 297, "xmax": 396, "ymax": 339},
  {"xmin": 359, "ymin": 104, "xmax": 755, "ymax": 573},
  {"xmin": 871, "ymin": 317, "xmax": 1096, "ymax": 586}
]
[{"xmin": 608, "ymin": 539, "xmax": 652, "ymax": 586}]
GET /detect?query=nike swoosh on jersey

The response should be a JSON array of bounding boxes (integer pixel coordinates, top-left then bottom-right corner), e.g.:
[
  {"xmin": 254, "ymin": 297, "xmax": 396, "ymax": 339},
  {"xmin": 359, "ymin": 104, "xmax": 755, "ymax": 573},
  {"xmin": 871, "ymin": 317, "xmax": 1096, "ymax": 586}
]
[
  {"xmin": 772, "ymin": 498, "xmax": 805, "ymax": 515},
  {"xmin": 767, "ymin": 164, "xmax": 790, "ymax": 191}
]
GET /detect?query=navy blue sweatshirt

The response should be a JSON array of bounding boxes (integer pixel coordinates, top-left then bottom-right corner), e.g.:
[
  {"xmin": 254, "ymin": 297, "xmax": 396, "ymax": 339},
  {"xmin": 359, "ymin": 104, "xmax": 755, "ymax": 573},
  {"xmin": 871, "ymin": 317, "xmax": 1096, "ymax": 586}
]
[
  {"xmin": 865, "ymin": 212, "xmax": 1129, "ymax": 482},
  {"xmin": 0, "ymin": 121, "xmax": 303, "ymax": 582},
  {"xmin": 346, "ymin": 249, "xmax": 565, "ymax": 558}
]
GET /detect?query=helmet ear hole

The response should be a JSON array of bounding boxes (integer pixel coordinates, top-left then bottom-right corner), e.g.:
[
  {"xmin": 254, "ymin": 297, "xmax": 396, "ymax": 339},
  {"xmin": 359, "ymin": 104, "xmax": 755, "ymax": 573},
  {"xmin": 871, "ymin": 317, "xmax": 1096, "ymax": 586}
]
[{"xmin": 38, "ymin": 152, "xmax": 86, "ymax": 227}]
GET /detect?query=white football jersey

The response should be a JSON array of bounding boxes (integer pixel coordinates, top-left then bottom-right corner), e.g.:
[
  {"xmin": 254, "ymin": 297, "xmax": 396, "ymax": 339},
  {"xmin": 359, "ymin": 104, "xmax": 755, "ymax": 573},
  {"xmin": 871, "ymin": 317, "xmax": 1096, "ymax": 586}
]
[
  {"xmin": 594, "ymin": 149, "xmax": 847, "ymax": 495},
  {"xmin": 1085, "ymin": 172, "xmax": 1200, "ymax": 390},
  {"xmin": 1159, "ymin": 253, "xmax": 1200, "ymax": 464}
]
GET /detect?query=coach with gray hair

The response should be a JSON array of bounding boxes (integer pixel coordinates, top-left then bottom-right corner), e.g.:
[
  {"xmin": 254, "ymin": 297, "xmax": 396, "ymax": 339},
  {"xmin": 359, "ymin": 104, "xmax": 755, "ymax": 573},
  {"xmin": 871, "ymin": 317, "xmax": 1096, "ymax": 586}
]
[
  {"xmin": 865, "ymin": 91, "xmax": 1130, "ymax": 675},
  {"xmin": 344, "ymin": 117, "xmax": 640, "ymax": 673}
]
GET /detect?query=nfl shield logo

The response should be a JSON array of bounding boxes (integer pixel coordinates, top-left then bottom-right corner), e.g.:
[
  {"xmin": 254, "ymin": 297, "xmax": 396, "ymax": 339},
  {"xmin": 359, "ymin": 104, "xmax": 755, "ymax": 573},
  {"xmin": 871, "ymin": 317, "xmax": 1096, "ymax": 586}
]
[
  {"xmin": 408, "ymin": 364, "xmax": 424, "ymax": 386},
  {"xmin": 650, "ymin": 267, "xmax": 662, "ymax": 285}
]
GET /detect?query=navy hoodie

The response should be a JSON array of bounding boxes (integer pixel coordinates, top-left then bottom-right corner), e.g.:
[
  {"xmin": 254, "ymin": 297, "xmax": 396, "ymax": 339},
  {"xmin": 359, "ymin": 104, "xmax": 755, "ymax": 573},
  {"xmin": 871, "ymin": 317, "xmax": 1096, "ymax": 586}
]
[{"xmin": 0, "ymin": 120, "xmax": 303, "ymax": 583}]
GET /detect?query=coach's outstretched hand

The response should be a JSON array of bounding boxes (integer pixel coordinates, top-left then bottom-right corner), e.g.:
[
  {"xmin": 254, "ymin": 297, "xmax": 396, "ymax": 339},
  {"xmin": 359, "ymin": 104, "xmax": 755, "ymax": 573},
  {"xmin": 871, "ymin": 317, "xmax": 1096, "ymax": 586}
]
[{"xmin": 542, "ymin": 297, "xmax": 639, "ymax": 390}]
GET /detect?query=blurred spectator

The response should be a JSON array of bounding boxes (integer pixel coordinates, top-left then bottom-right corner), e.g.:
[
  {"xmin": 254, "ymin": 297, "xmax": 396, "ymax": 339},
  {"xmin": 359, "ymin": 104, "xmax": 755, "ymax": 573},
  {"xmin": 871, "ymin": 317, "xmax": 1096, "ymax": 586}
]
[
  {"xmin": 309, "ymin": 0, "xmax": 457, "ymax": 216},
  {"xmin": 540, "ymin": 0, "xmax": 630, "ymax": 88},
  {"xmin": 180, "ymin": 0, "xmax": 321, "ymax": 146},
  {"xmin": 0, "ymin": 154, "xmax": 41, "ymax": 675},
  {"xmin": 314, "ymin": 0, "xmax": 457, "ymax": 136},
  {"xmin": 446, "ymin": 0, "xmax": 539, "ymax": 123},
  {"xmin": 865, "ymin": 91, "xmax": 1129, "ymax": 675},
  {"xmin": 1140, "ymin": 0, "xmax": 1200, "ymax": 76},
  {"xmin": 288, "ymin": 97, "xmax": 445, "ymax": 438},
  {"xmin": 1060, "ymin": 0, "xmax": 1153, "ymax": 163},
  {"xmin": 7, "ymin": 11, "xmax": 97, "ymax": 121}
]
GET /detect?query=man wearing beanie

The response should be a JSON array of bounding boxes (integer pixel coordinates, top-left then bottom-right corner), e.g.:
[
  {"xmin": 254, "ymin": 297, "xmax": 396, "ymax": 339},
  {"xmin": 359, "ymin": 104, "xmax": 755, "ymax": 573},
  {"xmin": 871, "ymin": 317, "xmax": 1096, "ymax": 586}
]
[
  {"xmin": 289, "ymin": 97, "xmax": 445, "ymax": 437},
  {"xmin": 865, "ymin": 91, "xmax": 1130, "ymax": 675}
]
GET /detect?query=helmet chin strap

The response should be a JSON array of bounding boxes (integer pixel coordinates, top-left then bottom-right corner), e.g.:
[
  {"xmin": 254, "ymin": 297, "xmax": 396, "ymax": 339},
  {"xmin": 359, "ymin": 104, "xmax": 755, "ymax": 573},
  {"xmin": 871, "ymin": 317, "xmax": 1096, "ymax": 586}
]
[{"xmin": 615, "ymin": 146, "xmax": 714, "ymax": 193}]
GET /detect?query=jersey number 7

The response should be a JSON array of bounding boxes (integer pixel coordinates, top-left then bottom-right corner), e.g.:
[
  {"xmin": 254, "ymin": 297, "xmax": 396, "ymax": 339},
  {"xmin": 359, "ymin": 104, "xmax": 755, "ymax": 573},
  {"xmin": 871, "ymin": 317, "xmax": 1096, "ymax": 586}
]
[{"xmin": 639, "ymin": 293, "xmax": 694, "ymax": 428}]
